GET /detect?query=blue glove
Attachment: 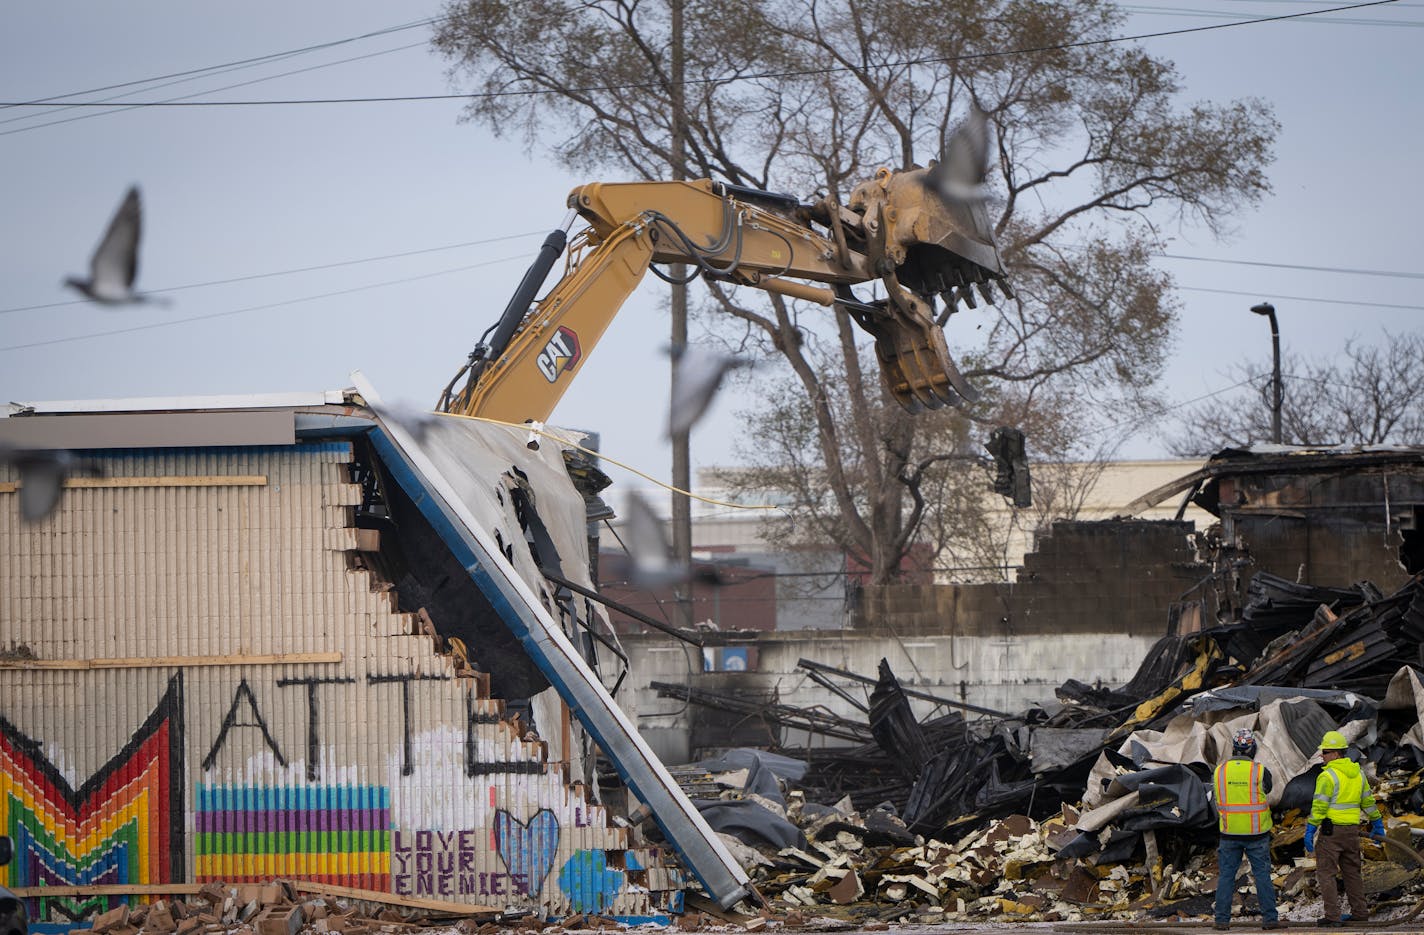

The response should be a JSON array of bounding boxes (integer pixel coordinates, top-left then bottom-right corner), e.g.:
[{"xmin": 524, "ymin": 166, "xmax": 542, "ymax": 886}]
[
  {"xmin": 1371, "ymin": 819, "xmax": 1385, "ymax": 838},
  {"xmin": 1305, "ymin": 823, "xmax": 1317, "ymax": 852}
]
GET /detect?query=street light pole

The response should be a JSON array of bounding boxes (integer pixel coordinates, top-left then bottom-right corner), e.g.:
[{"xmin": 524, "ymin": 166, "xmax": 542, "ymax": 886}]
[{"xmin": 1250, "ymin": 302, "xmax": 1282, "ymax": 444}]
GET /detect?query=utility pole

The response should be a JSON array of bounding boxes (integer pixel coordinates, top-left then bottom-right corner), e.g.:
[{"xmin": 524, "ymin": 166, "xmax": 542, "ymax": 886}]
[
  {"xmin": 669, "ymin": 0, "xmax": 694, "ymax": 629},
  {"xmin": 1250, "ymin": 301, "xmax": 1282, "ymax": 444}
]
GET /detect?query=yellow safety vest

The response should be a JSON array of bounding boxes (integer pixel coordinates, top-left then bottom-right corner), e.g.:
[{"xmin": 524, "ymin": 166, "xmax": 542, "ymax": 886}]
[
  {"xmin": 1214, "ymin": 757, "xmax": 1272, "ymax": 835},
  {"xmin": 1311, "ymin": 758, "xmax": 1381, "ymax": 826}
]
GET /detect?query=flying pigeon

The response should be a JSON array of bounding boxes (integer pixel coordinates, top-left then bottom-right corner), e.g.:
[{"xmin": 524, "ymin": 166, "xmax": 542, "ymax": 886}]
[
  {"xmin": 667, "ymin": 344, "xmax": 753, "ymax": 439},
  {"xmin": 0, "ymin": 444, "xmax": 102, "ymax": 523},
  {"xmin": 620, "ymin": 490, "xmax": 723, "ymax": 590},
  {"xmin": 64, "ymin": 186, "xmax": 162, "ymax": 305},
  {"xmin": 622, "ymin": 490, "xmax": 686, "ymax": 588},
  {"xmin": 924, "ymin": 105, "xmax": 992, "ymax": 204},
  {"xmin": 375, "ymin": 400, "xmax": 448, "ymax": 447}
]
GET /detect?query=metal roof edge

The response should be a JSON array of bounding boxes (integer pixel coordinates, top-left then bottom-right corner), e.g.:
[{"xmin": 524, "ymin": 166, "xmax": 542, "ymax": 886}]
[{"xmin": 4, "ymin": 389, "xmax": 349, "ymax": 417}]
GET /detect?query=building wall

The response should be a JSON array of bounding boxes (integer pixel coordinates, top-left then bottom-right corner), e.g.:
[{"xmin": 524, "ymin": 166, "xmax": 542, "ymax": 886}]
[
  {"xmin": 624, "ymin": 519, "xmax": 1198, "ymax": 763},
  {"xmin": 608, "ymin": 461, "xmax": 1213, "ymax": 634},
  {"xmin": 1217, "ymin": 465, "xmax": 1424, "ymax": 593},
  {"xmin": 851, "ymin": 519, "xmax": 1204, "ymax": 637},
  {"xmin": 0, "ymin": 442, "xmax": 679, "ymax": 925},
  {"xmin": 685, "ymin": 460, "xmax": 1213, "ymax": 577},
  {"xmin": 597, "ymin": 551, "xmax": 778, "ymax": 633},
  {"xmin": 976, "ymin": 459, "xmax": 1215, "ymax": 583}
]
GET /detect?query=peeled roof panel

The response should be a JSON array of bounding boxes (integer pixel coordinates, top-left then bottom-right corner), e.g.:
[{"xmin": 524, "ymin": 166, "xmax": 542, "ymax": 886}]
[{"xmin": 352, "ymin": 374, "xmax": 754, "ymax": 909}]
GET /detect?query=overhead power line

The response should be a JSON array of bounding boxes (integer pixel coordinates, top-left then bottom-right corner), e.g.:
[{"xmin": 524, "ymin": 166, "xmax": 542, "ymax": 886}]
[
  {"xmin": 4, "ymin": 247, "xmax": 1414, "ymax": 348},
  {"xmin": 0, "ymin": 255, "xmax": 530, "ymax": 354},
  {"xmin": 1176, "ymin": 285, "xmax": 1424, "ymax": 312},
  {"xmin": 0, "ymin": 231, "xmax": 544, "ymax": 317},
  {"xmin": 0, "ymin": 41, "xmax": 430, "ymax": 138},
  {"xmin": 0, "ymin": 1, "xmax": 1398, "ymax": 110},
  {"xmin": 1082, "ymin": 374, "xmax": 1266, "ymax": 440},
  {"xmin": 1160, "ymin": 253, "xmax": 1424, "ymax": 280},
  {"xmin": 3, "ymin": 18, "xmax": 435, "ymax": 109},
  {"xmin": 6, "ymin": 268, "xmax": 1411, "ymax": 357},
  {"xmin": 1120, "ymin": 2, "xmax": 1422, "ymax": 26}
]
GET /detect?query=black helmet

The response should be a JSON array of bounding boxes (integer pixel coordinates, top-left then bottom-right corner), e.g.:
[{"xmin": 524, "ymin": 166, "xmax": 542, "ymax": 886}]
[{"xmin": 1232, "ymin": 727, "xmax": 1258, "ymax": 758}]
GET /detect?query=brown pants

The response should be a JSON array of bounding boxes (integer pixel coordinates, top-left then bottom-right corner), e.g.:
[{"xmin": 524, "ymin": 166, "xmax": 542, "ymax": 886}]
[{"xmin": 1316, "ymin": 823, "xmax": 1368, "ymax": 921}]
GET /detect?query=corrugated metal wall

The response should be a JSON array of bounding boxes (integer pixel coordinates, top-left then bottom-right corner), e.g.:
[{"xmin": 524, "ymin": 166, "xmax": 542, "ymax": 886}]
[{"xmin": 0, "ymin": 441, "xmax": 681, "ymax": 925}]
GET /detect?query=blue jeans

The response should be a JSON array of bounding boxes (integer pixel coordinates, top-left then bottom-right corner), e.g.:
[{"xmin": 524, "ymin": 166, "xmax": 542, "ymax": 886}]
[{"xmin": 1216, "ymin": 834, "xmax": 1278, "ymax": 924}]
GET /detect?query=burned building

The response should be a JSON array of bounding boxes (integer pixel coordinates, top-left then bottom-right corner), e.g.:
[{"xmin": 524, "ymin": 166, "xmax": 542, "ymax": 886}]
[
  {"xmin": 632, "ymin": 446, "xmax": 1424, "ymax": 763},
  {"xmin": 1125, "ymin": 445, "xmax": 1424, "ymax": 618},
  {"xmin": 0, "ymin": 384, "xmax": 752, "ymax": 929}
]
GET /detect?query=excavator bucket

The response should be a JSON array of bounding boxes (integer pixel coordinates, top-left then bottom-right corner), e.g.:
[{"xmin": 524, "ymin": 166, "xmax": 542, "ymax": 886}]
[{"xmin": 841, "ymin": 168, "xmax": 1007, "ymax": 410}]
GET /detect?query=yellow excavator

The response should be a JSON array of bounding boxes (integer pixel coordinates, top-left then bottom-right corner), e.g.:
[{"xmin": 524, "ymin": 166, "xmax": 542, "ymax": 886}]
[{"xmin": 437, "ymin": 168, "xmax": 1011, "ymax": 421}]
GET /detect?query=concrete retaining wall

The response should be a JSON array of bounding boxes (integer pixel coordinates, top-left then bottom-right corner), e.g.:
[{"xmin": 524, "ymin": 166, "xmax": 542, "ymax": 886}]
[{"xmin": 627, "ymin": 629, "xmax": 1158, "ymax": 764}]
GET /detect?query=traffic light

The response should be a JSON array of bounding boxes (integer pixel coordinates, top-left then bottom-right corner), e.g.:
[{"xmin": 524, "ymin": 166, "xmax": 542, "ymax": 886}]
[{"xmin": 984, "ymin": 426, "xmax": 1031, "ymax": 508}]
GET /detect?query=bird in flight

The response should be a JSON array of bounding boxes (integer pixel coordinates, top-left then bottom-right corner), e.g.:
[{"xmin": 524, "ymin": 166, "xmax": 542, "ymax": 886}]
[
  {"xmin": 924, "ymin": 105, "xmax": 992, "ymax": 204},
  {"xmin": 0, "ymin": 444, "xmax": 102, "ymax": 523},
  {"xmin": 620, "ymin": 489, "xmax": 724, "ymax": 590},
  {"xmin": 667, "ymin": 343, "xmax": 752, "ymax": 439},
  {"xmin": 64, "ymin": 186, "xmax": 163, "ymax": 305}
]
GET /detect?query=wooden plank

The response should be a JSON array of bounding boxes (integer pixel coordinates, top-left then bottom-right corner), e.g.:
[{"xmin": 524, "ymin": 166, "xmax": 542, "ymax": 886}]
[
  {"xmin": 0, "ymin": 652, "xmax": 343, "ymax": 671},
  {"xmin": 11, "ymin": 883, "xmax": 205, "ymax": 897},
  {"xmin": 289, "ymin": 881, "xmax": 500, "ymax": 916},
  {"xmin": 67, "ymin": 475, "xmax": 268, "ymax": 489},
  {"xmin": 13, "ymin": 880, "xmax": 499, "ymax": 917},
  {"xmin": 0, "ymin": 475, "xmax": 267, "ymax": 495},
  {"xmin": 1143, "ymin": 829, "xmax": 1163, "ymax": 902},
  {"xmin": 683, "ymin": 891, "xmax": 757, "ymax": 924}
]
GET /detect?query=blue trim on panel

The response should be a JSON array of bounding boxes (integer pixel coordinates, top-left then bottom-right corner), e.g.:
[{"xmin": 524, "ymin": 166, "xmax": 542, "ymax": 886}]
[
  {"xmin": 609, "ymin": 916, "xmax": 672, "ymax": 926},
  {"xmin": 363, "ymin": 427, "xmax": 719, "ymax": 898},
  {"xmin": 58, "ymin": 441, "xmax": 354, "ymax": 458}
]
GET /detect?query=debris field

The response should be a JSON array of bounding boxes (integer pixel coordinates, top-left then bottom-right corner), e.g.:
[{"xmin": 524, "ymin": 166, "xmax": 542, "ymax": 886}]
[{"xmin": 649, "ymin": 572, "xmax": 1424, "ymax": 925}]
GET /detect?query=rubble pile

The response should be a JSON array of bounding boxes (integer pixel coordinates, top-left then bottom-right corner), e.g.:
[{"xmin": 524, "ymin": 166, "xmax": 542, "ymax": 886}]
[
  {"xmin": 666, "ymin": 572, "xmax": 1424, "ymax": 922},
  {"xmin": 734, "ymin": 800, "xmax": 1424, "ymax": 924},
  {"xmin": 83, "ymin": 883, "xmax": 504, "ymax": 935}
]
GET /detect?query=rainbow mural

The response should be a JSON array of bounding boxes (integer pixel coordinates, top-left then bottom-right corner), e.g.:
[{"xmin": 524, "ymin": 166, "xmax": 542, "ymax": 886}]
[
  {"xmin": 0, "ymin": 676, "xmax": 185, "ymax": 917},
  {"xmin": 194, "ymin": 783, "xmax": 391, "ymax": 890}
]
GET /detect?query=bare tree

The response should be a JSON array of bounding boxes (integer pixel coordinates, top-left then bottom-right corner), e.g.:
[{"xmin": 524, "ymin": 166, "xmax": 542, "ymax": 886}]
[
  {"xmin": 729, "ymin": 369, "xmax": 1126, "ymax": 583},
  {"xmin": 1166, "ymin": 332, "xmax": 1424, "ymax": 456},
  {"xmin": 434, "ymin": 0, "xmax": 1277, "ymax": 584}
]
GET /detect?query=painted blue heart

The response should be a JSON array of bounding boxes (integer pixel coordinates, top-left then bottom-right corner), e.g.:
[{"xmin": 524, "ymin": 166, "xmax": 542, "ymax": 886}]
[
  {"xmin": 494, "ymin": 808, "xmax": 560, "ymax": 897},
  {"xmin": 558, "ymin": 849, "xmax": 627, "ymax": 914}
]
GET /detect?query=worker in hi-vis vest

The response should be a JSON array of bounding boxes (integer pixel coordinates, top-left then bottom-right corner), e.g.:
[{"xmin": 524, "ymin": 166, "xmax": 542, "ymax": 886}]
[
  {"xmin": 1304, "ymin": 730, "xmax": 1384, "ymax": 926},
  {"xmin": 1212, "ymin": 728, "xmax": 1280, "ymax": 931}
]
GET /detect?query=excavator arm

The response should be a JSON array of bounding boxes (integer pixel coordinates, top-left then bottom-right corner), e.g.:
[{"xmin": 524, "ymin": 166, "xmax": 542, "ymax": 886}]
[{"xmin": 439, "ymin": 173, "xmax": 1010, "ymax": 423}]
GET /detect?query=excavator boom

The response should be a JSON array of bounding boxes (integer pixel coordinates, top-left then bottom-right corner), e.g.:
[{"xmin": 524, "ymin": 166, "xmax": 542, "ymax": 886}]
[{"xmin": 440, "ymin": 173, "xmax": 1009, "ymax": 422}]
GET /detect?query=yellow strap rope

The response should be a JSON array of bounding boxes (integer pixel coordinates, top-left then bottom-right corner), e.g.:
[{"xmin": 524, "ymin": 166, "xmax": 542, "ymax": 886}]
[{"xmin": 434, "ymin": 411, "xmax": 779, "ymax": 512}]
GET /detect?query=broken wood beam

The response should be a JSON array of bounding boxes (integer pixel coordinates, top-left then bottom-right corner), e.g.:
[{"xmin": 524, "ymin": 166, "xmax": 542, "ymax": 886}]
[
  {"xmin": 288, "ymin": 881, "xmax": 500, "ymax": 917},
  {"xmin": 0, "ymin": 475, "xmax": 267, "ymax": 494}
]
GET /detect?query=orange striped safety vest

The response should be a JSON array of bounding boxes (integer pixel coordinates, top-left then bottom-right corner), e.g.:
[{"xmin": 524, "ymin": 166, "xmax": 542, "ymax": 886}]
[{"xmin": 1214, "ymin": 757, "xmax": 1272, "ymax": 835}]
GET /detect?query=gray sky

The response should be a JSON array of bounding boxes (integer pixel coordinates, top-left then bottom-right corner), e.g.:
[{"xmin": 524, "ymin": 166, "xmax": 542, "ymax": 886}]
[{"xmin": 2, "ymin": 1, "xmax": 1421, "ymax": 487}]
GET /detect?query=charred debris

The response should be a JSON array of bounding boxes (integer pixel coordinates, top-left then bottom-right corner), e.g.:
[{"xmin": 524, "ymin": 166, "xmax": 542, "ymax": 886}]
[{"xmin": 638, "ymin": 570, "xmax": 1424, "ymax": 922}]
